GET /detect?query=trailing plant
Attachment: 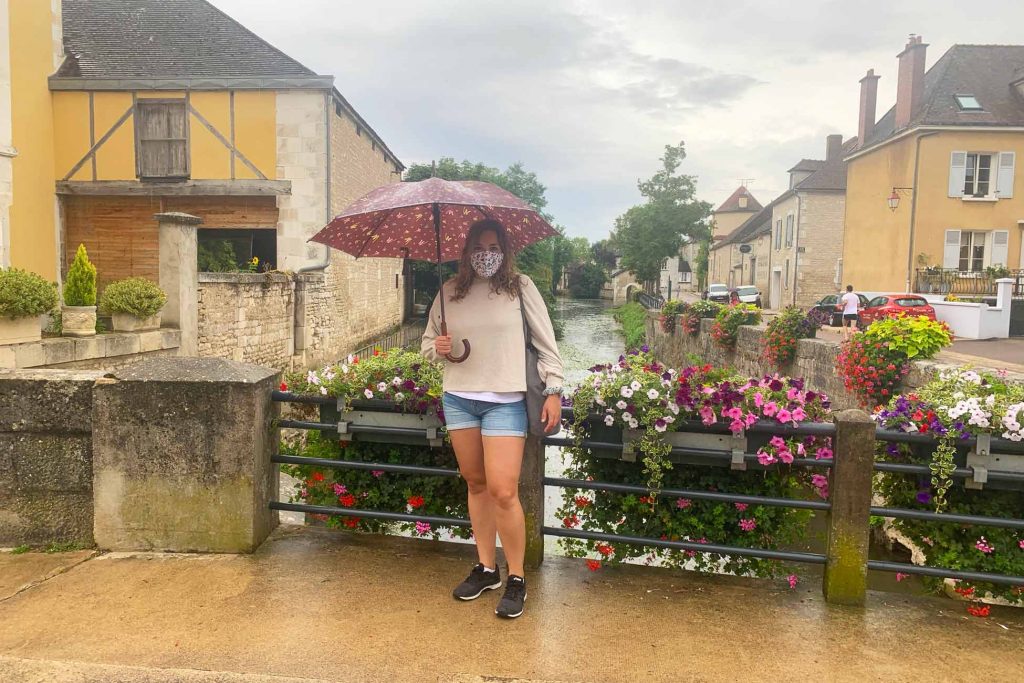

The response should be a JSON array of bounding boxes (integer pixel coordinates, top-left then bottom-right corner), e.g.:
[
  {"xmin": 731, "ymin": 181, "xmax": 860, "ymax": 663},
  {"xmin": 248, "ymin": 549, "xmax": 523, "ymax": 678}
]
[
  {"xmin": 658, "ymin": 300, "xmax": 688, "ymax": 334},
  {"xmin": 710, "ymin": 303, "xmax": 761, "ymax": 349},
  {"xmin": 63, "ymin": 244, "xmax": 97, "ymax": 307},
  {"xmin": 612, "ymin": 302, "xmax": 647, "ymax": 350},
  {"xmin": 99, "ymin": 277, "xmax": 167, "ymax": 318},
  {"xmin": 689, "ymin": 299, "xmax": 720, "ymax": 318},
  {"xmin": 0, "ymin": 268, "xmax": 58, "ymax": 319},
  {"xmin": 835, "ymin": 332, "xmax": 909, "ymax": 408},
  {"xmin": 680, "ymin": 299, "xmax": 717, "ymax": 337},
  {"xmin": 874, "ymin": 369, "xmax": 1024, "ymax": 606},
  {"xmin": 762, "ymin": 306, "xmax": 820, "ymax": 366},
  {"xmin": 863, "ymin": 315, "xmax": 952, "ymax": 360}
]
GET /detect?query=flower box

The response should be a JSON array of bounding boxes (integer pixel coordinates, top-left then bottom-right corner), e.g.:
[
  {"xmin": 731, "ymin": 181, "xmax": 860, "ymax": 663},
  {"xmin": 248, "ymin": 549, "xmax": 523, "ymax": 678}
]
[
  {"xmin": 0, "ymin": 315, "xmax": 42, "ymax": 345},
  {"xmin": 320, "ymin": 398, "xmax": 444, "ymax": 447},
  {"xmin": 111, "ymin": 312, "xmax": 161, "ymax": 332}
]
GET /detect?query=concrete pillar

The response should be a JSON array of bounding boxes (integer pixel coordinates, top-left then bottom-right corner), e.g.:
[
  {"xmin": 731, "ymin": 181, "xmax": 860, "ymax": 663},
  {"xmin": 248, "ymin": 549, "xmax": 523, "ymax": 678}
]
[
  {"xmin": 157, "ymin": 212, "xmax": 201, "ymax": 356},
  {"xmin": 521, "ymin": 435, "xmax": 545, "ymax": 570},
  {"xmin": 92, "ymin": 357, "xmax": 280, "ymax": 553},
  {"xmin": 994, "ymin": 277, "xmax": 1013, "ymax": 339},
  {"xmin": 823, "ymin": 409, "xmax": 875, "ymax": 605}
]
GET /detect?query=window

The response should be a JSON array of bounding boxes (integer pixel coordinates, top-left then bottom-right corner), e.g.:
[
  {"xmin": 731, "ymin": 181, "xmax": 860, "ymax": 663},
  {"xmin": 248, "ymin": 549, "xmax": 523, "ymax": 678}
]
[
  {"xmin": 959, "ymin": 231, "xmax": 986, "ymax": 272},
  {"xmin": 784, "ymin": 214, "xmax": 794, "ymax": 247},
  {"xmin": 136, "ymin": 99, "xmax": 189, "ymax": 179},
  {"xmin": 784, "ymin": 259, "xmax": 790, "ymax": 288},
  {"xmin": 680, "ymin": 272, "xmax": 692, "ymax": 284},
  {"xmin": 963, "ymin": 153, "xmax": 993, "ymax": 197},
  {"xmin": 954, "ymin": 94, "xmax": 983, "ymax": 111},
  {"xmin": 868, "ymin": 296, "xmax": 887, "ymax": 307},
  {"xmin": 774, "ymin": 220, "xmax": 782, "ymax": 250},
  {"xmin": 661, "ymin": 258, "xmax": 669, "ymax": 270},
  {"xmin": 197, "ymin": 229, "xmax": 277, "ymax": 272},
  {"xmin": 894, "ymin": 297, "xmax": 928, "ymax": 307}
]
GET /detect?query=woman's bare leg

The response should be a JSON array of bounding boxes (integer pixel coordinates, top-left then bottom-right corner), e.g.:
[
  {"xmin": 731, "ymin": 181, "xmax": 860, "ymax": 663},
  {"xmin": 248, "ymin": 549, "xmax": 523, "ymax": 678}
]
[
  {"xmin": 482, "ymin": 435, "xmax": 526, "ymax": 577},
  {"xmin": 450, "ymin": 428, "xmax": 497, "ymax": 568}
]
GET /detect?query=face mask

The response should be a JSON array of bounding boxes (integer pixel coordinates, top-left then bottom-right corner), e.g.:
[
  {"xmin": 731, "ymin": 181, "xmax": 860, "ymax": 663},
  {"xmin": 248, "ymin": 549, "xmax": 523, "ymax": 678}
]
[{"xmin": 470, "ymin": 250, "xmax": 503, "ymax": 278}]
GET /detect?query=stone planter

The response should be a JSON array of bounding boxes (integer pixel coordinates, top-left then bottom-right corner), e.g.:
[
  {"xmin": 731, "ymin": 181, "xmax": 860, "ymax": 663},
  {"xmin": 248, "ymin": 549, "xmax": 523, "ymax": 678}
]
[
  {"xmin": 0, "ymin": 315, "xmax": 42, "ymax": 345},
  {"xmin": 61, "ymin": 305, "xmax": 97, "ymax": 337},
  {"xmin": 111, "ymin": 312, "xmax": 161, "ymax": 332}
]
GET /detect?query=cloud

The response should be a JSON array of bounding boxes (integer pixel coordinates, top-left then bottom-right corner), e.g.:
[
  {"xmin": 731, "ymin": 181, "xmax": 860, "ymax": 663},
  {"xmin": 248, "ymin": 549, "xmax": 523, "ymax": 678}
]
[{"xmin": 210, "ymin": 0, "xmax": 1024, "ymax": 240}]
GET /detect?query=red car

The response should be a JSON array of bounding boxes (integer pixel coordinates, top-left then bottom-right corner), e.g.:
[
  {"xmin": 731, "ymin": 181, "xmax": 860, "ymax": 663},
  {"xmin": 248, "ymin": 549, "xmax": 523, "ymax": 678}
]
[{"xmin": 861, "ymin": 294, "xmax": 936, "ymax": 324}]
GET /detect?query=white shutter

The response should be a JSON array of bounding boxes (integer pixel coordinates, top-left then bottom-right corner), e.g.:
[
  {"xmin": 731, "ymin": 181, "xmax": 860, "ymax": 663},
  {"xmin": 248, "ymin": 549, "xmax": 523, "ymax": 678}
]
[
  {"xmin": 996, "ymin": 152, "xmax": 1015, "ymax": 198},
  {"xmin": 991, "ymin": 230, "xmax": 1009, "ymax": 268},
  {"xmin": 943, "ymin": 229, "xmax": 961, "ymax": 269},
  {"xmin": 948, "ymin": 152, "xmax": 967, "ymax": 197}
]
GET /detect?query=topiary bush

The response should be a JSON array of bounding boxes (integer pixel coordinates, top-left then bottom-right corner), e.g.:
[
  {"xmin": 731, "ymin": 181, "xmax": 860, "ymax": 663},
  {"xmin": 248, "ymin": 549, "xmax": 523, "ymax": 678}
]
[
  {"xmin": 0, "ymin": 268, "xmax": 59, "ymax": 319},
  {"xmin": 99, "ymin": 277, "xmax": 167, "ymax": 318},
  {"xmin": 63, "ymin": 244, "xmax": 97, "ymax": 307}
]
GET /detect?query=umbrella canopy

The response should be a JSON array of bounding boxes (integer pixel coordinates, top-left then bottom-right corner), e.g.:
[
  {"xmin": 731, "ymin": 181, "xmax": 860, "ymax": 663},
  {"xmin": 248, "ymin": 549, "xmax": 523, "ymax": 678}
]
[{"xmin": 309, "ymin": 177, "xmax": 557, "ymax": 262}]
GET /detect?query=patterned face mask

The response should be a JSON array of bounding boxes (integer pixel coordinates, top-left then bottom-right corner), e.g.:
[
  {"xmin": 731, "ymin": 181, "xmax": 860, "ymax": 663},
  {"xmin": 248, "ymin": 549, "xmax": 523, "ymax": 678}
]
[{"xmin": 470, "ymin": 250, "xmax": 504, "ymax": 278}]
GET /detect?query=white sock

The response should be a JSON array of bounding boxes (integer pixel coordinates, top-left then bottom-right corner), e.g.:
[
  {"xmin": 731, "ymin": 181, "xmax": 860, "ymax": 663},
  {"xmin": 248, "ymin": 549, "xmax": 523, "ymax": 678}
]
[{"xmin": 481, "ymin": 565, "xmax": 496, "ymax": 573}]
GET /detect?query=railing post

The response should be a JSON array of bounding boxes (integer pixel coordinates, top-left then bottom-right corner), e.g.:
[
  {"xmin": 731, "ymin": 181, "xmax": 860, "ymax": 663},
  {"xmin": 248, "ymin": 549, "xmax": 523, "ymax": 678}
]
[
  {"xmin": 521, "ymin": 435, "xmax": 545, "ymax": 570},
  {"xmin": 823, "ymin": 408, "xmax": 875, "ymax": 605}
]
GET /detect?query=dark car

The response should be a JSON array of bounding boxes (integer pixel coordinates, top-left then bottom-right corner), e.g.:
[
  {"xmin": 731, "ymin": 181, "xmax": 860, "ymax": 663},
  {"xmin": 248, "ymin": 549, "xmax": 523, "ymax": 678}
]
[
  {"xmin": 808, "ymin": 293, "xmax": 870, "ymax": 327},
  {"xmin": 704, "ymin": 283, "xmax": 730, "ymax": 304}
]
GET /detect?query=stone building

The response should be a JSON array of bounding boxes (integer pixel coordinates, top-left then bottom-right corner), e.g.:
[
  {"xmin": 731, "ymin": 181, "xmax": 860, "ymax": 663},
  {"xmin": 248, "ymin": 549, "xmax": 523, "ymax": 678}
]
[
  {"xmin": 46, "ymin": 0, "xmax": 406, "ymax": 369},
  {"xmin": 708, "ymin": 185, "xmax": 761, "ymax": 286}
]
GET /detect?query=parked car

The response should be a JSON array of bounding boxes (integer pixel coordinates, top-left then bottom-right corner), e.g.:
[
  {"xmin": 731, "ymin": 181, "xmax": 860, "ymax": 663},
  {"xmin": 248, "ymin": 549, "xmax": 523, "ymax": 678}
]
[
  {"xmin": 704, "ymin": 283, "xmax": 730, "ymax": 304},
  {"xmin": 808, "ymin": 293, "xmax": 870, "ymax": 327},
  {"xmin": 731, "ymin": 285, "xmax": 762, "ymax": 308},
  {"xmin": 860, "ymin": 294, "xmax": 936, "ymax": 324}
]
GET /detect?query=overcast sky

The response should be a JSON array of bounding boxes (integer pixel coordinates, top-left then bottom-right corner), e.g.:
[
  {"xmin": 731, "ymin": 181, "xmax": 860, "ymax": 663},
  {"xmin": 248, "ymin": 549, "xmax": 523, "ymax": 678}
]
[{"xmin": 211, "ymin": 0, "xmax": 1024, "ymax": 241}]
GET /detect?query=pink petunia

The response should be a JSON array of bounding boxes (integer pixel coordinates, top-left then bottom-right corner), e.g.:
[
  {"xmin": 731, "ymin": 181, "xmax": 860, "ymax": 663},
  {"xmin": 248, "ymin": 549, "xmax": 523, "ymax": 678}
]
[
  {"xmin": 332, "ymin": 483, "xmax": 348, "ymax": 496},
  {"xmin": 769, "ymin": 435, "xmax": 786, "ymax": 449},
  {"xmin": 778, "ymin": 449, "xmax": 794, "ymax": 464},
  {"xmin": 699, "ymin": 406, "xmax": 716, "ymax": 425},
  {"xmin": 791, "ymin": 406, "xmax": 807, "ymax": 422},
  {"xmin": 735, "ymin": 503, "xmax": 748, "ymax": 511},
  {"xmin": 415, "ymin": 521, "xmax": 432, "ymax": 535},
  {"xmin": 756, "ymin": 450, "xmax": 777, "ymax": 466},
  {"xmin": 787, "ymin": 574, "xmax": 798, "ymax": 589},
  {"xmin": 754, "ymin": 392, "xmax": 765, "ymax": 408},
  {"xmin": 762, "ymin": 402, "xmax": 778, "ymax": 417},
  {"xmin": 739, "ymin": 518, "xmax": 757, "ymax": 532},
  {"xmin": 776, "ymin": 408, "xmax": 793, "ymax": 424},
  {"xmin": 676, "ymin": 498, "xmax": 692, "ymax": 510}
]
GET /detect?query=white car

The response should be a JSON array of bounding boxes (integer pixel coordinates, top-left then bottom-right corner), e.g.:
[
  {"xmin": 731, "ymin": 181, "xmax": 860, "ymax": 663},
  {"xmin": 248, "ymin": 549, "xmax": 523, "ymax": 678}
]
[{"xmin": 732, "ymin": 286, "xmax": 762, "ymax": 308}]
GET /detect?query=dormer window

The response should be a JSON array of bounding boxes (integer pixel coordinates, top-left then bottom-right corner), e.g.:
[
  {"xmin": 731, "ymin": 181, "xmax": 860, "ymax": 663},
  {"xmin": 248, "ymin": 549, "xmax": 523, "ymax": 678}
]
[{"xmin": 954, "ymin": 94, "xmax": 983, "ymax": 111}]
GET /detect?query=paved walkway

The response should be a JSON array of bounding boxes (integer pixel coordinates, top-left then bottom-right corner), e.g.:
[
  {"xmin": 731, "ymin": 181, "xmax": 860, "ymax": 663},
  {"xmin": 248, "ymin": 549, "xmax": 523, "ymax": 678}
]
[{"xmin": 2, "ymin": 526, "xmax": 1022, "ymax": 682}]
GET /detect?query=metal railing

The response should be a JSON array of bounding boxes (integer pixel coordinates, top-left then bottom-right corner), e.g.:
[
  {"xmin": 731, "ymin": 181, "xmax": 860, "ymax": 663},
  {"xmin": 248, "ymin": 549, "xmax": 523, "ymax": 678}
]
[
  {"xmin": 348, "ymin": 319, "xmax": 427, "ymax": 360},
  {"xmin": 913, "ymin": 268, "xmax": 1024, "ymax": 297},
  {"xmin": 635, "ymin": 291, "xmax": 666, "ymax": 310},
  {"xmin": 269, "ymin": 396, "xmax": 1024, "ymax": 604}
]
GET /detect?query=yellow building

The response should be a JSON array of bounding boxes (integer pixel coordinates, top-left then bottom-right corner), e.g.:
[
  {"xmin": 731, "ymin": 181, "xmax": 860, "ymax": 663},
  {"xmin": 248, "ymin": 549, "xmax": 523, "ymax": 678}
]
[
  {"xmin": 2, "ymin": 0, "xmax": 63, "ymax": 279},
  {"xmin": 843, "ymin": 37, "xmax": 1024, "ymax": 293}
]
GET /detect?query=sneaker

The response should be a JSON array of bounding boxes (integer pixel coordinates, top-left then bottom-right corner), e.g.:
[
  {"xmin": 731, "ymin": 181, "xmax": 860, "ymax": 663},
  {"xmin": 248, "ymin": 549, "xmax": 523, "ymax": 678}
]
[
  {"xmin": 495, "ymin": 575, "xmax": 527, "ymax": 618},
  {"xmin": 452, "ymin": 563, "xmax": 502, "ymax": 601}
]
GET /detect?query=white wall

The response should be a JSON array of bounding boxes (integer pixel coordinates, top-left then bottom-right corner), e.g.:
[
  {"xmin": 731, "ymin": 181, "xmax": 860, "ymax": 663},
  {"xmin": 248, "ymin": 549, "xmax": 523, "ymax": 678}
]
[{"xmin": 931, "ymin": 279, "xmax": 1013, "ymax": 339}]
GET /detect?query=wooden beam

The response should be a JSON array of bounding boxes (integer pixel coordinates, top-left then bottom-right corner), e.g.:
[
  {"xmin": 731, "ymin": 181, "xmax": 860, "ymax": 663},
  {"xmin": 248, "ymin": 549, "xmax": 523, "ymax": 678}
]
[
  {"xmin": 187, "ymin": 104, "xmax": 267, "ymax": 180},
  {"xmin": 63, "ymin": 104, "xmax": 134, "ymax": 181},
  {"xmin": 55, "ymin": 179, "xmax": 292, "ymax": 197}
]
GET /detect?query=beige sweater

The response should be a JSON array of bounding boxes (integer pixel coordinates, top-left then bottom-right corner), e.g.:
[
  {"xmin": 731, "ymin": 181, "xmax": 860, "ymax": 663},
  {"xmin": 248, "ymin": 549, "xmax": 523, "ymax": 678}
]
[{"xmin": 421, "ymin": 275, "xmax": 564, "ymax": 393}]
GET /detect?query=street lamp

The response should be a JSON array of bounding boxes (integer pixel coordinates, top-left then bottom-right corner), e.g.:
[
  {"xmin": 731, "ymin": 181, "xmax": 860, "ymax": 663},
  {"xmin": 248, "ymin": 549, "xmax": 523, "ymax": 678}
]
[{"xmin": 888, "ymin": 186, "xmax": 913, "ymax": 211}]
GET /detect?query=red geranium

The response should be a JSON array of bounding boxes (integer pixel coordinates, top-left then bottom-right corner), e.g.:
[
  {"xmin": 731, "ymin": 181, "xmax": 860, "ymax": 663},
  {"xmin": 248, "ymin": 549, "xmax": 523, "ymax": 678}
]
[
  {"xmin": 342, "ymin": 517, "xmax": 358, "ymax": 528},
  {"xmin": 966, "ymin": 603, "xmax": 991, "ymax": 618},
  {"xmin": 407, "ymin": 495, "xmax": 425, "ymax": 509},
  {"xmin": 586, "ymin": 559, "xmax": 601, "ymax": 571},
  {"xmin": 596, "ymin": 543, "xmax": 615, "ymax": 557},
  {"xmin": 338, "ymin": 493, "xmax": 356, "ymax": 507}
]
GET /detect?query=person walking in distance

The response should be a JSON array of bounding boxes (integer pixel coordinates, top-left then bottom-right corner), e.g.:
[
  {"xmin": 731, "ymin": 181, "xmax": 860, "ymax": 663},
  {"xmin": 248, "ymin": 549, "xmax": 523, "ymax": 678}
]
[
  {"xmin": 838, "ymin": 284, "xmax": 861, "ymax": 340},
  {"xmin": 422, "ymin": 219, "xmax": 564, "ymax": 619}
]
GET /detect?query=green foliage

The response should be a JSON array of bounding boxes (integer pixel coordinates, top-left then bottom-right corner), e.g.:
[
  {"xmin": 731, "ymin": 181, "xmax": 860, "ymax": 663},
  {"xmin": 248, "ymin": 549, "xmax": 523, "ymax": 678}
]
[
  {"xmin": 659, "ymin": 300, "xmax": 688, "ymax": 334},
  {"xmin": 612, "ymin": 302, "xmax": 647, "ymax": 350},
  {"xmin": 0, "ymin": 268, "xmax": 58, "ymax": 319},
  {"xmin": 99, "ymin": 277, "xmax": 167, "ymax": 317},
  {"xmin": 591, "ymin": 239, "xmax": 618, "ymax": 271},
  {"xmin": 44, "ymin": 541, "xmax": 87, "ymax": 553},
  {"xmin": 612, "ymin": 142, "xmax": 712, "ymax": 284},
  {"xmin": 63, "ymin": 244, "xmax": 97, "ymax": 307},
  {"xmin": 863, "ymin": 315, "xmax": 953, "ymax": 360},
  {"xmin": 710, "ymin": 303, "xmax": 761, "ymax": 348},
  {"xmin": 694, "ymin": 238, "xmax": 710, "ymax": 291},
  {"xmin": 660, "ymin": 300, "xmax": 687, "ymax": 316},
  {"xmin": 568, "ymin": 262, "xmax": 607, "ymax": 299},
  {"xmin": 763, "ymin": 306, "xmax": 819, "ymax": 366},
  {"xmin": 198, "ymin": 239, "xmax": 241, "ymax": 272},
  {"xmin": 11, "ymin": 544, "xmax": 30, "ymax": 554},
  {"xmin": 689, "ymin": 300, "xmax": 720, "ymax": 318}
]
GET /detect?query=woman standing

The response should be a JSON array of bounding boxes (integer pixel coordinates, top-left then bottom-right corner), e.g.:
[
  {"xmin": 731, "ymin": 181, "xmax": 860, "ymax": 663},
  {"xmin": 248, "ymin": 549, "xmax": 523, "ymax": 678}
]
[{"xmin": 421, "ymin": 218, "xmax": 564, "ymax": 619}]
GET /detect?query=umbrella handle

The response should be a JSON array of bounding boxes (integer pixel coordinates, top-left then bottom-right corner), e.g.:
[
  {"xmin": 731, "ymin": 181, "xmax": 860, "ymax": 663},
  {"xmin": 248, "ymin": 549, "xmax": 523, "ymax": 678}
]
[{"xmin": 445, "ymin": 340, "xmax": 471, "ymax": 363}]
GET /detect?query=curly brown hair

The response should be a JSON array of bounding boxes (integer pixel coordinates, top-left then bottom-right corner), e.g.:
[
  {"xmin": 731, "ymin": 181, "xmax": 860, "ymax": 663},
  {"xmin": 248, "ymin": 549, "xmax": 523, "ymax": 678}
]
[{"xmin": 449, "ymin": 219, "xmax": 522, "ymax": 302}]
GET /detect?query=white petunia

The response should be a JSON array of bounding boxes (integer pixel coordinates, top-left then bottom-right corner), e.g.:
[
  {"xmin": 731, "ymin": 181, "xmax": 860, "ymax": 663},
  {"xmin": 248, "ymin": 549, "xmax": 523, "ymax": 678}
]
[
  {"xmin": 394, "ymin": 392, "xmax": 405, "ymax": 402},
  {"xmin": 604, "ymin": 415, "xmax": 615, "ymax": 426},
  {"xmin": 364, "ymin": 389, "xmax": 374, "ymax": 399},
  {"xmin": 667, "ymin": 402, "xmax": 680, "ymax": 415},
  {"xmin": 307, "ymin": 370, "xmax": 321, "ymax": 386},
  {"xmin": 320, "ymin": 387, "xmax": 328, "ymax": 396},
  {"xmin": 621, "ymin": 387, "xmax": 634, "ymax": 398},
  {"xmin": 377, "ymin": 382, "xmax": 388, "ymax": 392},
  {"xmin": 647, "ymin": 389, "xmax": 659, "ymax": 400},
  {"xmin": 629, "ymin": 419, "xmax": 639, "ymax": 429},
  {"xmin": 392, "ymin": 376, "xmax": 402, "ymax": 386},
  {"xmin": 616, "ymin": 400, "xmax": 628, "ymax": 410},
  {"xmin": 630, "ymin": 380, "xmax": 642, "ymax": 391}
]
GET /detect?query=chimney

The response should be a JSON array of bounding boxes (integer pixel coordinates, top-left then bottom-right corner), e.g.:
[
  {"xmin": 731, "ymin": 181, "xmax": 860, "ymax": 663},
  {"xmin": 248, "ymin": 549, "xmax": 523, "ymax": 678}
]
[
  {"xmin": 895, "ymin": 35, "xmax": 928, "ymax": 129},
  {"xmin": 858, "ymin": 68, "xmax": 880, "ymax": 147},
  {"xmin": 826, "ymin": 134, "xmax": 843, "ymax": 162}
]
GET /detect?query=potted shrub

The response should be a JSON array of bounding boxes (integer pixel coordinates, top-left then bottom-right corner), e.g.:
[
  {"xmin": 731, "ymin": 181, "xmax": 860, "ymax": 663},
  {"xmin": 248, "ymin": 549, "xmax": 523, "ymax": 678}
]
[
  {"xmin": 99, "ymin": 277, "xmax": 166, "ymax": 332},
  {"xmin": 61, "ymin": 244, "xmax": 98, "ymax": 337},
  {"xmin": 0, "ymin": 268, "xmax": 58, "ymax": 344}
]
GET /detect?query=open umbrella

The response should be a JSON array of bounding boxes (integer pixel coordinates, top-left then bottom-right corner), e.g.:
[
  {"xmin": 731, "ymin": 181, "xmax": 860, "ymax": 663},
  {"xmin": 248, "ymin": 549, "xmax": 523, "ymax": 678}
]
[{"xmin": 309, "ymin": 177, "xmax": 557, "ymax": 362}]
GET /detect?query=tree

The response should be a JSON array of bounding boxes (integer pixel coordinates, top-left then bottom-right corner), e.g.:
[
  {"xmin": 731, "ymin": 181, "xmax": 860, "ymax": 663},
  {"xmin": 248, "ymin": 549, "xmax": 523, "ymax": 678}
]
[
  {"xmin": 591, "ymin": 239, "xmax": 618, "ymax": 272},
  {"xmin": 568, "ymin": 262, "xmax": 608, "ymax": 299},
  {"xmin": 694, "ymin": 237, "xmax": 711, "ymax": 291},
  {"xmin": 612, "ymin": 142, "xmax": 712, "ymax": 287}
]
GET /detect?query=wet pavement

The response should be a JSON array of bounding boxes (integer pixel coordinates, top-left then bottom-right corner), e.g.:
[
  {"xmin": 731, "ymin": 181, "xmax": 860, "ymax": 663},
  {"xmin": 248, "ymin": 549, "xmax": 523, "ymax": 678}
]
[{"xmin": 1, "ymin": 526, "xmax": 1021, "ymax": 682}]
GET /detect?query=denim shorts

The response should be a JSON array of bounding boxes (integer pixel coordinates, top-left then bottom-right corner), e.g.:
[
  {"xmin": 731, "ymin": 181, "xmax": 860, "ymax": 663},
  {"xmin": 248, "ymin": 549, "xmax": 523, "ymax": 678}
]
[{"xmin": 441, "ymin": 392, "xmax": 528, "ymax": 438}]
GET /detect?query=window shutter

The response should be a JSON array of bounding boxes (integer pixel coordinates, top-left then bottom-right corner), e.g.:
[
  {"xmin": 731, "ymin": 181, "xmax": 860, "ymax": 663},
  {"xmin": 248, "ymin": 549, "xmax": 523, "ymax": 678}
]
[
  {"xmin": 948, "ymin": 152, "xmax": 967, "ymax": 197},
  {"xmin": 996, "ymin": 152, "xmax": 1015, "ymax": 198},
  {"xmin": 137, "ymin": 100, "xmax": 188, "ymax": 179},
  {"xmin": 991, "ymin": 230, "xmax": 1009, "ymax": 268},
  {"xmin": 943, "ymin": 229, "xmax": 961, "ymax": 268}
]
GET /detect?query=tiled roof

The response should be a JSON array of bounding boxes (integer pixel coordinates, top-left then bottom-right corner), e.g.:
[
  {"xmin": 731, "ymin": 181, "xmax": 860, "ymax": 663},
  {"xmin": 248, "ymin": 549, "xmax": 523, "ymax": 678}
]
[
  {"xmin": 714, "ymin": 185, "xmax": 762, "ymax": 213},
  {"xmin": 794, "ymin": 138, "xmax": 857, "ymax": 191},
  {"xmin": 787, "ymin": 159, "xmax": 825, "ymax": 173},
  {"xmin": 57, "ymin": 0, "xmax": 318, "ymax": 79},
  {"xmin": 862, "ymin": 44, "xmax": 1024, "ymax": 150},
  {"xmin": 712, "ymin": 203, "xmax": 773, "ymax": 250}
]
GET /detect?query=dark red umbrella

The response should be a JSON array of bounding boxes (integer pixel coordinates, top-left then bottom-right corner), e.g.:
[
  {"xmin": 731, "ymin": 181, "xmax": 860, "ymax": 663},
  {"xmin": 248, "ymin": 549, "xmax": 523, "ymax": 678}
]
[{"xmin": 309, "ymin": 177, "xmax": 557, "ymax": 362}]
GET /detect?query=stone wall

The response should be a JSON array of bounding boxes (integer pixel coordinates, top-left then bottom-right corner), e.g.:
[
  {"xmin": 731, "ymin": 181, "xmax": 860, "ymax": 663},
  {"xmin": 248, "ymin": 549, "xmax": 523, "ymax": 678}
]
[
  {"xmin": 0, "ymin": 330, "xmax": 181, "ymax": 371},
  {"xmin": 645, "ymin": 313, "xmax": 1023, "ymax": 410},
  {"xmin": 0, "ymin": 369, "xmax": 101, "ymax": 545},
  {"xmin": 198, "ymin": 273, "xmax": 295, "ymax": 368},
  {"xmin": 276, "ymin": 90, "xmax": 329, "ymax": 271},
  {"xmin": 795, "ymin": 192, "xmax": 845, "ymax": 307}
]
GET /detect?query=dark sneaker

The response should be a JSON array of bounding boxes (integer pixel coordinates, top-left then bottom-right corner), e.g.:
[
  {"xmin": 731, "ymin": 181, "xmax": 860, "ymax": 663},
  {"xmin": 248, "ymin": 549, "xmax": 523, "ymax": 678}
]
[
  {"xmin": 495, "ymin": 575, "xmax": 527, "ymax": 618},
  {"xmin": 452, "ymin": 563, "xmax": 502, "ymax": 601}
]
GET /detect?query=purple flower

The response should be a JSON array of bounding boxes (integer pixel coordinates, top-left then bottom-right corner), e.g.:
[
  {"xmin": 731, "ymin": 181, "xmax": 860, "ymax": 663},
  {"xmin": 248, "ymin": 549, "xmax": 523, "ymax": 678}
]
[
  {"xmin": 641, "ymin": 344, "xmax": 650, "ymax": 353},
  {"xmin": 916, "ymin": 491, "xmax": 932, "ymax": 505},
  {"xmin": 769, "ymin": 379, "xmax": 784, "ymax": 392},
  {"xmin": 402, "ymin": 379, "xmax": 416, "ymax": 390}
]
